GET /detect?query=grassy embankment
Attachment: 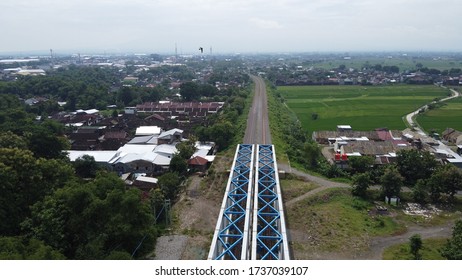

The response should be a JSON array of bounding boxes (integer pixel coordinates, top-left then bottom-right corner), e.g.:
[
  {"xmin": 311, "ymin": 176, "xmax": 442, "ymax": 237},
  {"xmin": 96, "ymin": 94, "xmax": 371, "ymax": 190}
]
[
  {"xmin": 285, "ymin": 188, "xmax": 405, "ymax": 259},
  {"xmin": 283, "ymin": 186, "xmax": 462, "ymax": 259},
  {"xmin": 382, "ymin": 238, "xmax": 447, "ymax": 260},
  {"xmin": 278, "ymin": 85, "xmax": 449, "ymax": 133}
]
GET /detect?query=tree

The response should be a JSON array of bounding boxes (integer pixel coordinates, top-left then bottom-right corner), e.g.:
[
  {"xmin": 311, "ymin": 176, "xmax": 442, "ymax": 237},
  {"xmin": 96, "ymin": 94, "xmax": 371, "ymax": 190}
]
[
  {"xmin": 27, "ymin": 127, "xmax": 69, "ymax": 159},
  {"xmin": 426, "ymin": 165, "xmax": 462, "ymax": 202},
  {"xmin": 381, "ymin": 165, "xmax": 404, "ymax": 204},
  {"xmin": 0, "ymin": 131, "xmax": 28, "ymax": 149},
  {"xmin": 208, "ymin": 121, "xmax": 235, "ymax": 150},
  {"xmin": 74, "ymin": 155, "xmax": 99, "ymax": 178},
  {"xmin": 180, "ymin": 81, "xmax": 200, "ymax": 101},
  {"xmin": 169, "ymin": 154, "xmax": 188, "ymax": 174},
  {"xmin": 438, "ymin": 165, "xmax": 462, "ymax": 200},
  {"xmin": 348, "ymin": 156, "xmax": 374, "ymax": 174},
  {"xmin": 158, "ymin": 172, "xmax": 181, "ymax": 200},
  {"xmin": 119, "ymin": 86, "xmax": 134, "ymax": 106},
  {"xmin": 302, "ymin": 141, "xmax": 321, "ymax": 169},
  {"xmin": 441, "ymin": 220, "xmax": 462, "ymax": 260},
  {"xmin": 396, "ymin": 150, "xmax": 437, "ymax": 186},
  {"xmin": 0, "ymin": 237, "xmax": 65, "ymax": 260},
  {"xmin": 0, "ymin": 148, "xmax": 74, "ymax": 235},
  {"xmin": 409, "ymin": 234, "xmax": 422, "ymax": 260},
  {"xmin": 351, "ymin": 173, "xmax": 371, "ymax": 198},
  {"xmin": 176, "ymin": 139, "xmax": 197, "ymax": 160},
  {"xmin": 23, "ymin": 173, "xmax": 157, "ymax": 259},
  {"xmin": 412, "ymin": 179, "xmax": 428, "ymax": 204}
]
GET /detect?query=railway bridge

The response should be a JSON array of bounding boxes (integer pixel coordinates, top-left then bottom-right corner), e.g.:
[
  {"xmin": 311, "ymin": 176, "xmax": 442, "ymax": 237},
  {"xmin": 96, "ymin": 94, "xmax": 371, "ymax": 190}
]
[{"xmin": 207, "ymin": 144, "xmax": 289, "ymax": 260}]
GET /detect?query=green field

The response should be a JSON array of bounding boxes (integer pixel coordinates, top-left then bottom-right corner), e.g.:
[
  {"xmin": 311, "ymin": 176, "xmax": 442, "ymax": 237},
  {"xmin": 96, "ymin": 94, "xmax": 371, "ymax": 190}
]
[
  {"xmin": 416, "ymin": 97, "xmax": 462, "ymax": 134},
  {"xmin": 278, "ymin": 85, "xmax": 449, "ymax": 133}
]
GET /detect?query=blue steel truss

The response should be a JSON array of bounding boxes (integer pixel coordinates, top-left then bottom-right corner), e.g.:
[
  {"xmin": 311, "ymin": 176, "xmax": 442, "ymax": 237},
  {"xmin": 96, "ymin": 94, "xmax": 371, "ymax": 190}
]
[
  {"xmin": 252, "ymin": 144, "xmax": 289, "ymax": 260},
  {"xmin": 208, "ymin": 144, "xmax": 254, "ymax": 260}
]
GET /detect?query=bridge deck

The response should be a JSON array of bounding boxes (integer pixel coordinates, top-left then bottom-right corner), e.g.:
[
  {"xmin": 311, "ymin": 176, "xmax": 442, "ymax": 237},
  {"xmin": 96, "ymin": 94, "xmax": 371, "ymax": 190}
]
[
  {"xmin": 209, "ymin": 144, "xmax": 289, "ymax": 260},
  {"xmin": 208, "ymin": 144, "xmax": 255, "ymax": 260}
]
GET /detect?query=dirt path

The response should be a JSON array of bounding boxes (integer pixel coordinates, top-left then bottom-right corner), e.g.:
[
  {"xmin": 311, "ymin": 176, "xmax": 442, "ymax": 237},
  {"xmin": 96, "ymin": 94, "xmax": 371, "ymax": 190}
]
[
  {"xmin": 358, "ymin": 222, "xmax": 453, "ymax": 259},
  {"xmin": 279, "ymin": 164, "xmax": 455, "ymax": 259},
  {"xmin": 278, "ymin": 163, "xmax": 349, "ymax": 207}
]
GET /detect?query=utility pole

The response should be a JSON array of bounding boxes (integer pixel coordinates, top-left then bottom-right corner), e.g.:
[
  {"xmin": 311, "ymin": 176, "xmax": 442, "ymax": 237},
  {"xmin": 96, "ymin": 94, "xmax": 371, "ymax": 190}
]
[{"xmin": 50, "ymin": 49, "xmax": 54, "ymax": 67}]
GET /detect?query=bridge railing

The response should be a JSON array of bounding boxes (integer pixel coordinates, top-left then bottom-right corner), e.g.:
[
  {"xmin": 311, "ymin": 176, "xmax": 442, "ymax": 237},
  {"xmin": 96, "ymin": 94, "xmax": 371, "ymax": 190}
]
[
  {"xmin": 252, "ymin": 144, "xmax": 290, "ymax": 260},
  {"xmin": 208, "ymin": 144, "xmax": 255, "ymax": 260}
]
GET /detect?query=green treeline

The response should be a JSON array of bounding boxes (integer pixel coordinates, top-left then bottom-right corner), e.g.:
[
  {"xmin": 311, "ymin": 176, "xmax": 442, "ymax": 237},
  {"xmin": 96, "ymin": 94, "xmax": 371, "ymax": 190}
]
[{"xmin": 0, "ymin": 65, "xmax": 252, "ymax": 259}]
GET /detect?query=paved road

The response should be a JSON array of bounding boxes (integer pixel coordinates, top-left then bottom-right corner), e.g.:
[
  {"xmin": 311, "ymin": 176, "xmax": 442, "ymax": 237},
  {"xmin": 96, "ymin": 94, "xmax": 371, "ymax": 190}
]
[
  {"xmin": 243, "ymin": 75, "xmax": 271, "ymax": 144},
  {"xmin": 405, "ymin": 87, "xmax": 460, "ymax": 134}
]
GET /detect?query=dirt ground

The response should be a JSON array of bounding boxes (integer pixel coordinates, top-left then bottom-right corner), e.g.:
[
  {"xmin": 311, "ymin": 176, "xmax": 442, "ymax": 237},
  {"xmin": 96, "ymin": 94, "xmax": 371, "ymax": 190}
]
[{"xmin": 153, "ymin": 154, "xmax": 232, "ymax": 260}]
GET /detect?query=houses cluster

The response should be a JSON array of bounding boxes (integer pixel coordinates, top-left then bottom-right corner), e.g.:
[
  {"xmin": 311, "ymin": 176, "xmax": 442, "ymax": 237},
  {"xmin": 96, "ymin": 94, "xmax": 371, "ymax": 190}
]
[
  {"xmin": 273, "ymin": 67, "xmax": 462, "ymax": 86},
  {"xmin": 313, "ymin": 125, "xmax": 462, "ymax": 168},
  {"xmin": 54, "ymin": 101, "xmax": 219, "ymax": 192},
  {"xmin": 313, "ymin": 125, "xmax": 411, "ymax": 166},
  {"xmin": 67, "ymin": 125, "xmax": 216, "ymax": 190},
  {"xmin": 136, "ymin": 101, "xmax": 224, "ymax": 123}
]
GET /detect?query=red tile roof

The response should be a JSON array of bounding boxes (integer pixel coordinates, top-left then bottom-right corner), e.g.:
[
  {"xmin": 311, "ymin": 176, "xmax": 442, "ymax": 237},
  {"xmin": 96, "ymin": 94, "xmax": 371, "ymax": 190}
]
[{"xmin": 188, "ymin": 156, "xmax": 208, "ymax": 166}]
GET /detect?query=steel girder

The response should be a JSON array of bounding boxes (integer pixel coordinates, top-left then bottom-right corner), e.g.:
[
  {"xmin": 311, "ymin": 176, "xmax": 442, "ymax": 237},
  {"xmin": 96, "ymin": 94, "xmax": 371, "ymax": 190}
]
[
  {"xmin": 208, "ymin": 144, "xmax": 255, "ymax": 260},
  {"xmin": 252, "ymin": 145, "xmax": 290, "ymax": 260}
]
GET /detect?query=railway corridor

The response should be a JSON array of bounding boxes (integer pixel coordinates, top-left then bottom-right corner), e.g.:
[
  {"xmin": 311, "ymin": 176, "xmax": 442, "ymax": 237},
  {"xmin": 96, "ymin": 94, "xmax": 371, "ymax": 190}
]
[
  {"xmin": 208, "ymin": 144, "xmax": 289, "ymax": 260},
  {"xmin": 208, "ymin": 76, "xmax": 289, "ymax": 260}
]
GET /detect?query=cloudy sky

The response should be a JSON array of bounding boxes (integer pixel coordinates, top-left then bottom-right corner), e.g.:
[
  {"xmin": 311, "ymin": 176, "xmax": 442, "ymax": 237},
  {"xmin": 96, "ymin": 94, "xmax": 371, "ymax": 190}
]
[{"xmin": 1, "ymin": 0, "xmax": 461, "ymax": 54}]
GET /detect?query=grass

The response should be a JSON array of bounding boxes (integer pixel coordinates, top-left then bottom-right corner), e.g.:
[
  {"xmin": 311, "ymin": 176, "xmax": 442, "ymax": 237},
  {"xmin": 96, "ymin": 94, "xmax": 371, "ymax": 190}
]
[
  {"xmin": 267, "ymin": 84, "xmax": 293, "ymax": 163},
  {"xmin": 416, "ymin": 97, "xmax": 462, "ymax": 134},
  {"xmin": 278, "ymin": 85, "xmax": 449, "ymax": 133},
  {"xmin": 382, "ymin": 238, "xmax": 447, "ymax": 260},
  {"xmin": 280, "ymin": 179, "xmax": 319, "ymax": 202},
  {"xmin": 286, "ymin": 188, "xmax": 405, "ymax": 256}
]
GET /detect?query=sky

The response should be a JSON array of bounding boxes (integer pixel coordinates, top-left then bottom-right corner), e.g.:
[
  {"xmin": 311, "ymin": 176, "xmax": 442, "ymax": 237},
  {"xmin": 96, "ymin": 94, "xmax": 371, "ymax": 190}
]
[{"xmin": 1, "ymin": 0, "xmax": 461, "ymax": 54}]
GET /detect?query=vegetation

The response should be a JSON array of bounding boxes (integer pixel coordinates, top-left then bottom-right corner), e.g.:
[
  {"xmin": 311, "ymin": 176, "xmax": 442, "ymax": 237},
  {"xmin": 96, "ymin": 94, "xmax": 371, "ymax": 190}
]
[
  {"xmin": 285, "ymin": 188, "xmax": 404, "ymax": 257},
  {"xmin": 441, "ymin": 220, "xmax": 462, "ymax": 260},
  {"xmin": 383, "ymin": 238, "xmax": 447, "ymax": 260},
  {"xmin": 417, "ymin": 96, "xmax": 462, "ymax": 133},
  {"xmin": 278, "ymin": 85, "xmax": 448, "ymax": 133},
  {"xmin": 409, "ymin": 234, "xmax": 423, "ymax": 260},
  {"xmin": 0, "ymin": 94, "xmax": 160, "ymax": 259},
  {"xmin": 351, "ymin": 173, "xmax": 371, "ymax": 198}
]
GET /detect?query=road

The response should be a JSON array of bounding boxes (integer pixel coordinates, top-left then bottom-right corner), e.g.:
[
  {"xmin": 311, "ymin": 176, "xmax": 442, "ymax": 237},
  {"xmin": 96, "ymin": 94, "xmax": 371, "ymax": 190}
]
[
  {"xmin": 405, "ymin": 87, "xmax": 460, "ymax": 135},
  {"xmin": 243, "ymin": 75, "xmax": 271, "ymax": 144}
]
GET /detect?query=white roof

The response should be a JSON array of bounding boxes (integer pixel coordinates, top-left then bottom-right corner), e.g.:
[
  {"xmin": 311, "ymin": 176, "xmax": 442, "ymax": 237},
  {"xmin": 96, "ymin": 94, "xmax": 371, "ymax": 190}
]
[
  {"xmin": 153, "ymin": 144, "xmax": 177, "ymax": 156},
  {"xmin": 117, "ymin": 144, "xmax": 157, "ymax": 154},
  {"xmin": 193, "ymin": 149, "xmax": 209, "ymax": 158},
  {"xmin": 205, "ymin": 155, "xmax": 216, "ymax": 162},
  {"xmin": 135, "ymin": 176, "xmax": 158, "ymax": 184},
  {"xmin": 195, "ymin": 141, "xmax": 214, "ymax": 150},
  {"xmin": 65, "ymin": 123, "xmax": 84, "ymax": 127},
  {"xmin": 66, "ymin": 150, "xmax": 120, "ymax": 163},
  {"xmin": 128, "ymin": 135, "xmax": 158, "ymax": 145},
  {"xmin": 158, "ymin": 128, "xmax": 183, "ymax": 139},
  {"xmin": 135, "ymin": 126, "xmax": 161, "ymax": 136},
  {"xmin": 114, "ymin": 152, "xmax": 171, "ymax": 165},
  {"xmin": 85, "ymin": 109, "xmax": 99, "ymax": 115}
]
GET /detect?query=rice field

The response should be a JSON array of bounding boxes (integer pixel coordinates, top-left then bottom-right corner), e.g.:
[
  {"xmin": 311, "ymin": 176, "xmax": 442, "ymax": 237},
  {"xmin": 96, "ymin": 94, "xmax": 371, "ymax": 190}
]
[
  {"xmin": 277, "ymin": 85, "xmax": 449, "ymax": 133},
  {"xmin": 416, "ymin": 97, "xmax": 462, "ymax": 133}
]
